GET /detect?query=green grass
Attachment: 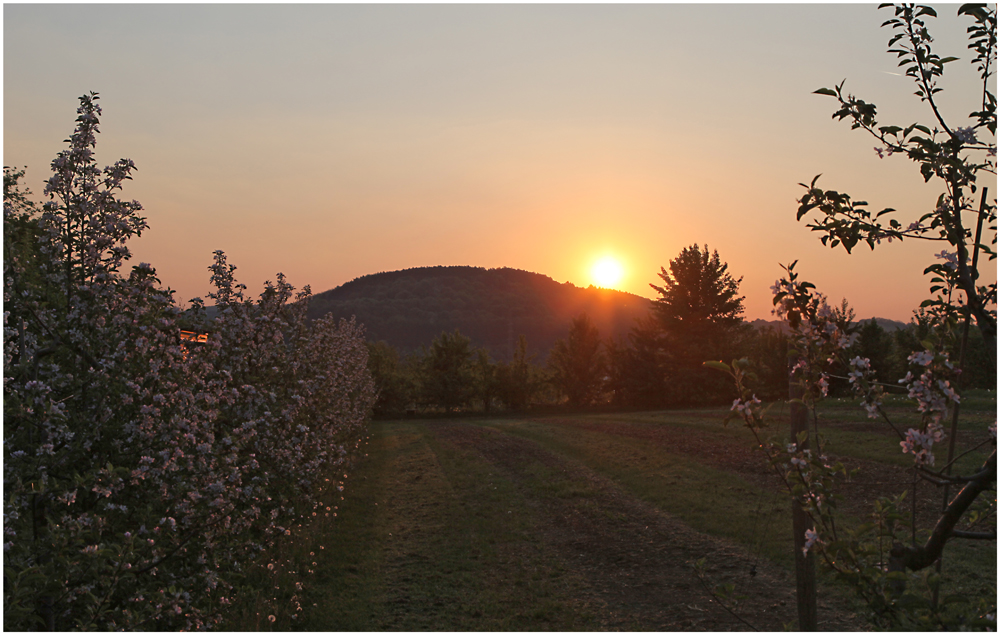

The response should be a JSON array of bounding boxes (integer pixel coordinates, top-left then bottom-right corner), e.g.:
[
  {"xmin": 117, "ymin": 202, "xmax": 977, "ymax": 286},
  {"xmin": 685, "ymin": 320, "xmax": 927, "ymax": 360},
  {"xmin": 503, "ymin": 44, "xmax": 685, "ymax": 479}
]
[
  {"xmin": 225, "ymin": 391, "xmax": 995, "ymax": 630},
  {"xmin": 226, "ymin": 421, "xmax": 603, "ymax": 630},
  {"xmin": 484, "ymin": 417, "xmax": 796, "ymax": 567},
  {"xmin": 669, "ymin": 394, "xmax": 996, "ymax": 470}
]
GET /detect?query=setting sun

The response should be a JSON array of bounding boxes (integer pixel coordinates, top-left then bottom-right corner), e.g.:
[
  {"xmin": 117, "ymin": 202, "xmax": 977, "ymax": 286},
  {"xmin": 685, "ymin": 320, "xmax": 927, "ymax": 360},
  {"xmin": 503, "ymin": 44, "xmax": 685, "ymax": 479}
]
[{"xmin": 591, "ymin": 256, "xmax": 624, "ymax": 288}]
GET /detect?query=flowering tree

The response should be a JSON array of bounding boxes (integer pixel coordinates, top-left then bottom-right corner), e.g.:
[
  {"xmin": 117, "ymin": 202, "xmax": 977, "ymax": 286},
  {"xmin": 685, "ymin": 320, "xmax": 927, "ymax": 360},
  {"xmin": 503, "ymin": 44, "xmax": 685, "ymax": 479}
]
[
  {"xmin": 802, "ymin": 4, "xmax": 996, "ymax": 351},
  {"xmin": 3, "ymin": 93, "xmax": 376, "ymax": 630},
  {"xmin": 710, "ymin": 4, "xmax": 995, "ymax": 629}
]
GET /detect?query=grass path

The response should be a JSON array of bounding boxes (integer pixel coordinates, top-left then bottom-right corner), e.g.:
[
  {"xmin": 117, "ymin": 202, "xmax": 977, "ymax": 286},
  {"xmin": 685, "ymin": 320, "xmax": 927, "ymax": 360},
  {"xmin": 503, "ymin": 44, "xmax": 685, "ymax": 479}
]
[
  {"xmin": 236, "ymin": 417, "xmax": 867, "ymax": 630},
  {"xmin": 294, "ymin": 421, "xmax": 604, "ymax": 630},
  {"xmin": 229, "ymin": 393, "xmax": 994, "ymax": 630}
]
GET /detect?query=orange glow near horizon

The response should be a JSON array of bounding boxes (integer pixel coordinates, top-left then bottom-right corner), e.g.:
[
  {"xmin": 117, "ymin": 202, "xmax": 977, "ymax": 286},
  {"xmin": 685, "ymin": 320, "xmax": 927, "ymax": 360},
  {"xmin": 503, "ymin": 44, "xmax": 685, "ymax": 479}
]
[
  {"xmin": 6, "ymin": 5, "xmax": 994, "ymax": 323},
  {"xmin": 591, "ymin": 256, "xmax": 624, "ymax": 289}
]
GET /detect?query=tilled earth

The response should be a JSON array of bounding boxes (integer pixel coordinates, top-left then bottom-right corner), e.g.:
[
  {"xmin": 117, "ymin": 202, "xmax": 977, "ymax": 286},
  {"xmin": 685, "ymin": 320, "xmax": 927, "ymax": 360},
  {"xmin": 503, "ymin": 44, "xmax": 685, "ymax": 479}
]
[{"xmin": 418, "ymin": 421, "xmax": 868, "ymax": 631}]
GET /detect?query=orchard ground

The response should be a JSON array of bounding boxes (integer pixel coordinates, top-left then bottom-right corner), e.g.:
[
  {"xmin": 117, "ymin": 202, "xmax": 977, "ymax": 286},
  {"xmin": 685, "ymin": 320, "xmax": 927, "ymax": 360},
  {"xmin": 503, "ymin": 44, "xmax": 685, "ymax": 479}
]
[{"xmin": 229, "ymin": 391, "xmax": 996, "ymax": 630}]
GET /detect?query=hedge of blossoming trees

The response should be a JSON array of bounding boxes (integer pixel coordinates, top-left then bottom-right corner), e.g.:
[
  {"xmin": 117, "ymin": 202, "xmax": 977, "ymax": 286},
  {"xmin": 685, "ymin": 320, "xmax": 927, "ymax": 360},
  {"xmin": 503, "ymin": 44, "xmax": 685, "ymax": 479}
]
[
  {"xmin": 3, "ymin": 93, "xmax": 376, "ymax": 630},
  {"xmin": 712, "ymin": 4, "xmax": 996, "ymax": 629}
]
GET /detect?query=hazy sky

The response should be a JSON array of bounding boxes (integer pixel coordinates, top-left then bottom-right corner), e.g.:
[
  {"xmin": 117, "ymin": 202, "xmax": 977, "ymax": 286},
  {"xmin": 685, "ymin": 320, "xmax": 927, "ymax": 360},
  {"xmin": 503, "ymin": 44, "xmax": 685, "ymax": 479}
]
[{"xmin": 5, "ymin": 3, "xmax": 995, "ymax": 321}]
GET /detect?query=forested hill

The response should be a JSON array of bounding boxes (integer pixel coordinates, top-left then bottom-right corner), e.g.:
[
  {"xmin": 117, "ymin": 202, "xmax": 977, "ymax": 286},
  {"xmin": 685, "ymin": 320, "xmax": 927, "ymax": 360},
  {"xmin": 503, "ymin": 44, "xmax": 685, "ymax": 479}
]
[{"xmin": 306, "ymin": 266, "xmax": 654, "ymax": 360}]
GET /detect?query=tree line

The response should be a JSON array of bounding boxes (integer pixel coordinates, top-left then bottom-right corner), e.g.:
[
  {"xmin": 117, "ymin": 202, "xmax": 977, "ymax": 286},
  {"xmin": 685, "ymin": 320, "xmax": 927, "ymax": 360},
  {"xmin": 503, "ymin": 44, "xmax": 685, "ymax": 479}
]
[{"xmin": 367, "ymin": 244, "xmax": 995, "ymax": 416}]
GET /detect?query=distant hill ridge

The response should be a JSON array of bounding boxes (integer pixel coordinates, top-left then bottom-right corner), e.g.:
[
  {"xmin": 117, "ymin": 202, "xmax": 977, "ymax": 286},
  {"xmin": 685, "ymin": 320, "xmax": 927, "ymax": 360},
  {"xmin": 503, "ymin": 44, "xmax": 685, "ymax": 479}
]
[
  {"xmin": 750, "ymin": 317, "xmax": 910, "ymax": 333},
  {"xmin": 304, "ymin": 265, "xmax": 914, "ymax": 359},
  {"xmin": 307, "ymin": 266, "xmax": 653, "ymax": 360}
]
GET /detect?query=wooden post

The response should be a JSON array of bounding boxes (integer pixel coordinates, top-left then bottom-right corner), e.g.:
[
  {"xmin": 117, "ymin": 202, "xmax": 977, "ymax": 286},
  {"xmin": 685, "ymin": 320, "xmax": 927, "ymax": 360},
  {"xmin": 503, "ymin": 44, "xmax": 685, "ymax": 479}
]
[{"xmin": 790, "ymin": 356, "xmax": 818, "ymax": 631}]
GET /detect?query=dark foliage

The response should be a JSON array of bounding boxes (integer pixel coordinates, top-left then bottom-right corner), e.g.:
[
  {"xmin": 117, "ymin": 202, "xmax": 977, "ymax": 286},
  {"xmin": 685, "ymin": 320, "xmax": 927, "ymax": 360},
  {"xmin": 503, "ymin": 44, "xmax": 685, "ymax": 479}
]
[
  {"xmin": 366, "ymin": 340, "xmax": 416, "ymax": 416},
  {"xmin": 548, "ymin": 313, "xmax": 606, "ymax": 406},
  {"xmin": 421, "ymin": 329, "xmax": 475, "ymax": 412},
  {"xmin": 494, "ymin": 335, "xmax": 544, "ymax": 410},
  {"xmin": 739, "ymin": 325, "xmax": 791, "ymax": 402},
  {"xmin": 649, "ymin": 244, "xmax": 746, "ymax": 406},
  {"xmin": 606, "ymin": 316, "xmax": 670, "ymax": 408}
]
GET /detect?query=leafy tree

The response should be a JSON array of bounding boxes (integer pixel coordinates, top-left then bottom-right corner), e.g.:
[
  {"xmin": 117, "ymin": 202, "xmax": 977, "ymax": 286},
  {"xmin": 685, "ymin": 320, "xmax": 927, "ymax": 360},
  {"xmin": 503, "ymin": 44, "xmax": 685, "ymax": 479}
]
[
  {"xmin": 548, "ymin": 313, "xmax": 606, "ymax": 406},
  {"xmin": 604, "ymin": 336, "xmax": 629, "ymax": 407},
  {"xmin": 802, "ymin": 5, "xmax": 996, "ymax": 352},
  {"xmin": 890, "ymin": 312, "xmax": 934, "ymax": 380},
  {"xmin": 4, "ymin": 167, "xmax": 42, "ymax": 270},
  {"xmin": 718, "ymin": 5, "xmax": 996, "ymax": 629},
  {"xmin": 651, "ymin": 244, "xmax": 745, "ymax": 404},
  {"xmin": 421, "ymin": 329, "xmax": 474, "ymax": 412},
  {"xmin": 652, "ymin": 244, "xmax": 744, "ymax": 337},
  {"xmin": 495, "ymin": 335, "xmax": 539, "ymax": 410},
  {"xmin": 818, "ymin": 298, "xmax": 862, "ymax": 397},
  {"xmin": 959, "ymin": 324, "xmax": 997, "ymax": 388},
  {"xmin": 740, "ymin": 325, "xmax": 790, "ymax": 401},
  {"xmin": 606, "ymin": 316, "xmax": 669, "ymax": 408},
  {"xmin": 851, "ymin": 319, "xmax": 895, "ymax": 384},
  {"xmin": 366, "ymin": 340, "xmax": 416, "ymax": 416},
  {"xmin": 472, "ymin": 348, "xmax": 499, "ymax": 412}
]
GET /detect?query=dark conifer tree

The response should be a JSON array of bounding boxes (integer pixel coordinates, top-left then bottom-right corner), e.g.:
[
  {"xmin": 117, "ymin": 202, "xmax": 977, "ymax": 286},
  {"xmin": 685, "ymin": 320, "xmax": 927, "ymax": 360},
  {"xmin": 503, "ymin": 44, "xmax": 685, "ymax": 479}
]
[
  {"xmin": 650, "ymin": 244, "xmax": 745, "ymax": 405},
  {"xmin": 548, "ymin": 313, "xmax": 606, "ymax": 406}
]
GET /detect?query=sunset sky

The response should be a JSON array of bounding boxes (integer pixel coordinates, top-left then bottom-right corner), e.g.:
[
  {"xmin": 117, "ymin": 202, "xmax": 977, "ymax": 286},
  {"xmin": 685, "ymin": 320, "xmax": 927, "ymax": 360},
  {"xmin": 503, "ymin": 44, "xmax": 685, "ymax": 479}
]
[{"xmin": 5, "ymin": 3, "xmax": 995, "ymax": 322}]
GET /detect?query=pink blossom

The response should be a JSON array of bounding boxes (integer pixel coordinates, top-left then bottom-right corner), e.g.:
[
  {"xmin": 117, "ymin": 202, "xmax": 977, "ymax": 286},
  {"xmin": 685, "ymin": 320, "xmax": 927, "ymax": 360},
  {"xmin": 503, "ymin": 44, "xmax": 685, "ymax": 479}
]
[{"xmin": 802, "ymin": 528, "xmax": 821, "ymax": 555}]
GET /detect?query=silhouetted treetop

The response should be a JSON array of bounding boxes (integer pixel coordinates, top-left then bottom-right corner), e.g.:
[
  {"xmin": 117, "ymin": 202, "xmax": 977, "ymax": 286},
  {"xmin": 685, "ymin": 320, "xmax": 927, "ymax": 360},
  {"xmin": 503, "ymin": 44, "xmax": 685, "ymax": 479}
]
[{"xmin": 651, "ymin": 244, "xmax": 744, "ymax": 330}]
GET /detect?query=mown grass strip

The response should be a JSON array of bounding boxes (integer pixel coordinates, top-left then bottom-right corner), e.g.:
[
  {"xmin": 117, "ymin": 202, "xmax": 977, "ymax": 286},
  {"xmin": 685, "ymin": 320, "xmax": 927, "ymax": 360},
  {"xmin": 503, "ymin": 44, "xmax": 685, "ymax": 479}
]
[
  {"xmin": 588, "ymin": 393, "xmax": 994, "ymax": 470},
  {"xmin": 228, "ymin": 401, "xmax": 994, "ymax": 631},
  {"xmin": 486, "ymin": 418, "xmax": 796, "ymax": 568},
  {"xmin": 234, "ymin": 420, "xmax": 606, "ymax": 631},
  {"xmin": 487, "ymin": 411, "xmax": 994, "ymax": 618}
]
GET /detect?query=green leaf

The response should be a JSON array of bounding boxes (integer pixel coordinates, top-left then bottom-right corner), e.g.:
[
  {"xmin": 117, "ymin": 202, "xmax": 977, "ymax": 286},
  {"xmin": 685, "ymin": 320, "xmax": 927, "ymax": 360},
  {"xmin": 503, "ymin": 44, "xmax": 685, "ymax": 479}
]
[
  {"xmin": 895, "ymin": 593, "xmax": 931, "ymax": 610},
  {"xmin": 943, "ymin": 594, "xmax": 969, "ymax": 605},
  {"xmin": 703, "ymin": 361, "xmax": 731, "ymax": 373},
  {"xmin": 958, "ymin": 5, "xmax": 988, "ymax": 20},
  {"xmin": 813, "ymin": 87, "xmax": 837, "ymax": 96}
]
